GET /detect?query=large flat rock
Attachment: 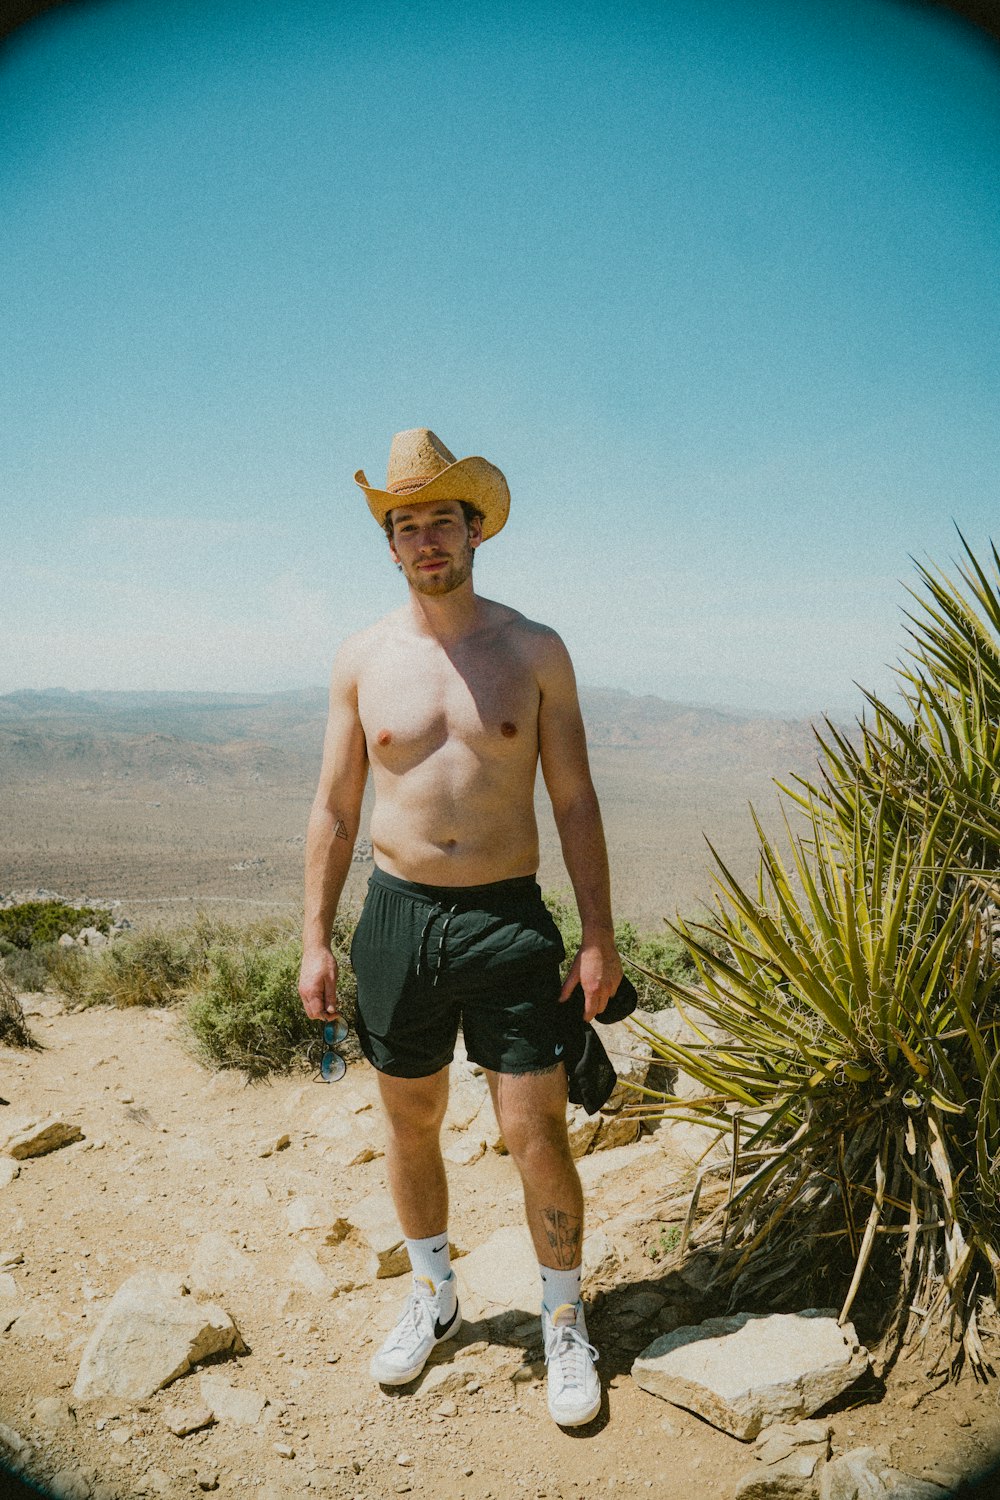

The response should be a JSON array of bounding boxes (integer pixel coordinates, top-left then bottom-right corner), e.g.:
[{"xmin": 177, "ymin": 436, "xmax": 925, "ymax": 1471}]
[
  {"xmin": 631, "ymin": 1309, "xmax": 869, "ymax": 1440},
  {"xmin": 2, "ymin": 1116, "xmax": 83, "ymax": 1159},
  {"xmin": 73, "ymin": 1271, "xmax": 246, "ymax": 1402}
]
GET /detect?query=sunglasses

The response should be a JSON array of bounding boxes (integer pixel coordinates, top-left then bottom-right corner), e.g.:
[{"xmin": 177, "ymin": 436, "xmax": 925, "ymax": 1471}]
[{"xmin": 318, "ymin": 1017, "xmax": 349, "ymax": 1082}]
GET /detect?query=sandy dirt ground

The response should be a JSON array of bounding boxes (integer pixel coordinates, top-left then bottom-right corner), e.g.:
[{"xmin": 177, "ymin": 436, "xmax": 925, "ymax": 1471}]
[{"xmin": 3, "ymin": 995, "xmax": 1000, "ymax": 1500}]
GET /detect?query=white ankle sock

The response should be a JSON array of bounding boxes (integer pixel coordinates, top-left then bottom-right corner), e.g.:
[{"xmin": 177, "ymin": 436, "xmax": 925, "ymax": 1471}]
[
  {"xmin": 406, "ymin": 1232, "xmax": 451, "ymax": 1287},
  {"xmin": 540, "ymin": 1263, "xmax": 583, "ymax": 1315}
]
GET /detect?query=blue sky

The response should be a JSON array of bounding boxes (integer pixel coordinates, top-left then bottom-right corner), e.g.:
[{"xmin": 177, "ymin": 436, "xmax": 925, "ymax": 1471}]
[{"xmin": 2, "ymin": 0, "xmax": 998, "ymax": 716}]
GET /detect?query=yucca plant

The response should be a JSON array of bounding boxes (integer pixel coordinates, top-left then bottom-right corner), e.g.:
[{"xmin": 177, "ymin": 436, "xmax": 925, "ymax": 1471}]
[
  {"xmin": 636, "ymin": 536, "xmax": 1000, "ymax": 1374},
  {"xmin": 790, "ymin": 534, "xmax": 1000, "ymax": 881}
]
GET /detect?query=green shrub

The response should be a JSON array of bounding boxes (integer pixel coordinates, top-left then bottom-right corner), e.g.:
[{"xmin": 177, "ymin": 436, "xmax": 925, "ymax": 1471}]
[
  {"xmin": 186, "ymin": 939, "xmax": 313, "ymax": 1077},
  {"xmin": 1, "ymin": 942, "xmax": 59, "ymax": 993},
  {"xmin": 83, "ymin": 931, "xmax": 197, "ymax": 1008},
  {"xmin": 188, "ymin": 910, "xmax": 300, "ymax": 966},
  {"xmin": 185, "ymin": 919, "xmax": 360, "ymax": 1078},
  {"xmin": 47, "ymin": 943, "xmax": 93, "ymax": 1002},
  {"xmin": 0, "ymin": 971, "xmax": 38, "ymax": 1048},
  {"xmin": 0, "ymin": 901, "xmax": 110, "ymax": 949}
]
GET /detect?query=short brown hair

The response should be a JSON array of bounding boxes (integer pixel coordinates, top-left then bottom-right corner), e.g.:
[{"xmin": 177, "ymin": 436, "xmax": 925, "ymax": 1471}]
[{"xmin": 382, "ymin": 500, "xmax": 485, "ymax": 543}]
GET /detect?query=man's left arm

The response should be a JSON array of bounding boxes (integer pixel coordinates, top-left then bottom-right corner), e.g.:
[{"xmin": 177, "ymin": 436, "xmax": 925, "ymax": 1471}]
[{"xmin": 536, "ymin": 630, "xmax": 623, "ymax": 1021}]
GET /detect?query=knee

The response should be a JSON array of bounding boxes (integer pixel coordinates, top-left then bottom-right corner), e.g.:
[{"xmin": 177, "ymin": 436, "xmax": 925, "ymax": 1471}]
[
  {"xmin": 382, "ymin": 1094, "xmax": 446, "ymax": 1146},
  {"xmin": 502, "ymin": 1107, "xmax": 569, "ymax": 1169}
]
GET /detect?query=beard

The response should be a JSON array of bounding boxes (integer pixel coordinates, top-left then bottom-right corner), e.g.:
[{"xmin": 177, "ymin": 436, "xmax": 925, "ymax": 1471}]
[{"xmin": 403, "ymin": 539, "xmax": 475, "ymax": 596}]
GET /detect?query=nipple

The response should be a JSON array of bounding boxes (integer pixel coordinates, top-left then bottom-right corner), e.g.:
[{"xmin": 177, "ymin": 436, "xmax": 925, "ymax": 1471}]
[
  {"xmin": 501, "ymin": 721, "xmax": 518, "ymax": 738},
  {"xmin": 377, "ymin": 729, "xmax": 392, "ymax": 746}
]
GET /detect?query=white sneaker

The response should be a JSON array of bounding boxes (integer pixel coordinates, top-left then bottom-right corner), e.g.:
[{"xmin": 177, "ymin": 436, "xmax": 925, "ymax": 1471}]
[
  {"xmin": 369, "ymin": 1273, "xmax": 461, "ymax": 1386},
  {"xmin": 543, "ymin": 1301, "xmax": 601, "ymax": 1427}
]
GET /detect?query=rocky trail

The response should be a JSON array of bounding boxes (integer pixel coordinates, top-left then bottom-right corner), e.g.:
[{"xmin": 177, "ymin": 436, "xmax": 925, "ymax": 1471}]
[{"xmin": 3, "ymin": 996, "xmax": 1000, "ymax": 1500}]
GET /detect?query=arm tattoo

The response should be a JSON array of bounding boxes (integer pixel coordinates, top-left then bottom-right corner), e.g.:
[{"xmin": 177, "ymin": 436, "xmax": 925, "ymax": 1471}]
[
  {"xmin": 540, "ymin": 1206, "xmax": 583, "ymax": 1268},
  {"xmin": 333, "ymin": 819, "xmax": 350, "ymax": 842}
]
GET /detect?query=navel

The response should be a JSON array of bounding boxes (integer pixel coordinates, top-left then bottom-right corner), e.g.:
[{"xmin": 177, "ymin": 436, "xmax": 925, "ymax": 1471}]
[
  {"xmin": 500, "ymin": 721, "xmax": 518, "ymax": 738},
  {"xmin": 377, "ymin": 729, "xmax": 392, "ymax": 746}
]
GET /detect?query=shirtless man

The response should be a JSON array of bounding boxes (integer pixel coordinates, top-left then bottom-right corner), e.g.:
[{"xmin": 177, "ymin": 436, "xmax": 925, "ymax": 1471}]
[{"xmin": 298, "ymin": 428, "xmax": 623, "ymax": 1428}]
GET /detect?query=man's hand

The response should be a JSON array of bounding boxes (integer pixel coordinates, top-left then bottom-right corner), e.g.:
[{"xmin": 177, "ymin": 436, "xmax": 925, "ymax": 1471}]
[
  {"xmin": 298, "ymin": 946, "xmax": 340, "ymax": 1020},
  {"xmin": 558, "ymin": 937, "xmax": 624, "ymax": 1024}
]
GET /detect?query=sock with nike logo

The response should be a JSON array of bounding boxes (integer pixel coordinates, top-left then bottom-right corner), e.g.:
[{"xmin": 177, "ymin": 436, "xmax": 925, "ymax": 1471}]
[
  {"xmin": 406, "ymin": 1231, "xmax": 451, "ymax": 1288},
  {"xmin": 540, "ymin": 1262, "xmax": 583, "ymax": 1315}
]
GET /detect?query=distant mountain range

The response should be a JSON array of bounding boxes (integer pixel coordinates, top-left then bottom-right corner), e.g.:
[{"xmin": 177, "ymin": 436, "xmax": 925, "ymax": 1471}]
[{"xmin": 0, "ymin": 685, "xmax": 829, "ymax": 784}]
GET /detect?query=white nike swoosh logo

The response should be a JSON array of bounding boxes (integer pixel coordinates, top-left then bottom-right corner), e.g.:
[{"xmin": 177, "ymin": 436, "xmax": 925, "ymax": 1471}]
[{"xmin": 554, "ymin": 1043, "xmax": 564, "ymax": 1056}]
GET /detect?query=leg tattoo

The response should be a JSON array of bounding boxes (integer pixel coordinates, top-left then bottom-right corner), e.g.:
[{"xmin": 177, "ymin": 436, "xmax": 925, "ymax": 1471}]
[{"xmin": 540, "ymin": 1205, "xmax": 583, "ymax": 1268}]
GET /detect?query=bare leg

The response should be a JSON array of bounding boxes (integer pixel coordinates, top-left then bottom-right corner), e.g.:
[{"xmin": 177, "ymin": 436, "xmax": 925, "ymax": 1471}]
[
  {"xmin": 485, "ymin": 1065, "xmax": 584, "ymax": 1267},
  {"xmin": 377, "ymin": 1067, "xmax": 450, "ymax": 1238}
]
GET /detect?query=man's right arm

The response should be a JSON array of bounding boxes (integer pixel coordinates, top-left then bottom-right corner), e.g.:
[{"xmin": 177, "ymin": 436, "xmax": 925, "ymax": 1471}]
[{"xmin": 298, "ymin": 641, "xmax": 369, "ymax": 1020}]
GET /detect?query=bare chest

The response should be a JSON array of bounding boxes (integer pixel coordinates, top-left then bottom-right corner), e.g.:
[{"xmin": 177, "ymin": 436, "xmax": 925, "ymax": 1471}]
[{"xmin": 358, "ymin": 639, "xmax": 539, "ymax": 767}]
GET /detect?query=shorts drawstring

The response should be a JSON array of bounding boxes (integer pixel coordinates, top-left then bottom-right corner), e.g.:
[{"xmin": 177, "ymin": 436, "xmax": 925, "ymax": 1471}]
[{"xmin": 415, "ymin": 904, "xmax": 459, "ymax": 986}]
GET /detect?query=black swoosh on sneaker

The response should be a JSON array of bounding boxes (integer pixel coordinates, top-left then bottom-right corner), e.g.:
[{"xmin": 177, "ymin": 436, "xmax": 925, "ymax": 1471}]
[{"xmin": 433, "ymin": 1303, "xmax": 460, "ymax": 1340}]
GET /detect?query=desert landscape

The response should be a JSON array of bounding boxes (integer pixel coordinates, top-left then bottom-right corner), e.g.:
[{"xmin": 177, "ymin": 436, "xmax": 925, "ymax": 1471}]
[
  {"xmin": 2, "ymin": 686, "xmax": 999, "ymax": 1500},
  {"xmin": 0, "ymin": 685, "xmax": 824, "ymax": 934}
]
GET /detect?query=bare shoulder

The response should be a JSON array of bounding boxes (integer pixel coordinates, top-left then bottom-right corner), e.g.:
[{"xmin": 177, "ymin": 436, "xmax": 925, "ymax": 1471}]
[
  {"xmin": 329, "ymin": 610, "xmax": 404, "ymax": 688},
  {"xmin": 484, "ymin": 600, "xmax": 573, "ymax": 678}
]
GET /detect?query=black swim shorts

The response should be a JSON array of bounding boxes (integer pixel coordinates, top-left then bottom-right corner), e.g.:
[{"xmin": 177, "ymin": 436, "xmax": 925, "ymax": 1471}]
[{"xmin": 350, "ymin": 867, "xmax": 568, "ymax": 1078}]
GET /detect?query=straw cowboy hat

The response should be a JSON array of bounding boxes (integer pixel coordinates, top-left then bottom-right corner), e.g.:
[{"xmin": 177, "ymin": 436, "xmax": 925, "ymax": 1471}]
[{"xmin": 354, "ymin": 428, "xmax": 510, "ymax": 540}]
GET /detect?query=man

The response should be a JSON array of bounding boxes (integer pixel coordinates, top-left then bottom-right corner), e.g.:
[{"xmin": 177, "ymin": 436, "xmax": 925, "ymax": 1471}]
[{"xmin": 298, "ymin": 428, "xmax": 623, "ymax": 1428}]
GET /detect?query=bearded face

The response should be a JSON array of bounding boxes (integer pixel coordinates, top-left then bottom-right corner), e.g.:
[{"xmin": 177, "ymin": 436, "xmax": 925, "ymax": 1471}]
[{"xmin": 387, "ymin": 502, "xmax": 480, "ymax": 596}]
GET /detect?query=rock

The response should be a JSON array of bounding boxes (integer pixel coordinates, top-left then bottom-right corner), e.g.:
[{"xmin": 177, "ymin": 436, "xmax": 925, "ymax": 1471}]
[
  {"xmin": 631, "ymin": 1309, "xmax": 869, "ymax": 1441},
  {"xmin": 285, "ymin": 1247, "xmax": 332, "ymax": 1293},
  {"xmin": 308, "ymin": 1103, "xmax": 382, "ymax": 1165},
  {"xmin": 444, "ymin": 1136, "xmax": 486, "ymax": 1166},
  {"xmin": 9, "ymin": 1301, "xmax": 66, "ymax": 1341},
  {"xmin": 454, "ymin": 1226, "xmax": 538, "ymax": 1319},
  {"xmin": 32, "ymin": 1396, "xmax": 76, "ymax": 1432},
  {"xmin": 283, "ymin": 1195, "xmax": 352, "ymax": 1242},
  {"xmin": 734, "ymin": 1424, "xmax": 834, "ymax": 1500},
  {"xmin": 258, "ymin": 1133, "xmax": 291, "ymax": 1157},
  {"xmin": 599, "ymin": 1012, "xmax": 657, "ymax": 1110},
  {"xmin": 163, "ymin": 1402, "xmax": 216, "ymax": 1436},
  {"xmin": 199, "ymin": 1372, "xmax": 268, "ymax": 1426},
  {"xmin": 565, "ymin": 1106, "xmax": 601, "ymax": 1157},
  {"xmin": 619, "ymin": 1288, "xmax": 667, "ymax": 1319},
  {"xmin": 76, "ymin": 926, "xmax": 107, "ymax": 948},
  {"xmin": 735, "ymin": 1452, "xmax": 824, "ymax": 1499},
  {"xmin": 444, "ymin": 1077, "xmax": 489, "ymax": 1131},
  {"xmin": 592, "ymin": 1112, "xmax": 641, "ymax": 1150},
  {"xmin": 73, "ymin": 1270, "xmax": 246, "ymax": 1401},
  {"xmin": 58, "ymin": 933, "xmax": 76, "ymax": 948},
  {"xmin": 415, "ymin": 1361, "xmax": 482, "ymax": 1398},
  {"xmin": 0, "ymin": 1270, "xmax": 22, "ymax": 1326},
  {"xmin": 0, "ymin": 1419, "xmax": 30, "ymax": 1458},
  {"xmin": 48, "ymin": 1468, "xmax": 91, "ymax": 1499},
  {"xmin": 576, "ymin": 1138, "xmax": 653, "ymax": 1189},
  {"xmin": 0, "ymin": 1159, "xmax": 20, "ymax": 1188},
  {"xmin": 196, "ymin": 1468, "xmax": 220, "ymax": 1492},
  {"xmin": 754, "ymin": 1420, "xmax": 832, "ymax": 1465},
  {"xmin": 347, "ymin": 1192, "xmax": 465, "ymax": 1279},
  {"xmin": 3, "ymin": 1116, "xmax": 83, "ymax": 1158},
  {"xmin": 348, "ymin": 1191, "xmax": 409, "ymax": 1278},
  {"xmin": 582, "ymin": 1228, "xmax": 619, "ymax": 1282},
  {"xmin": 818, "ymin": 1450, "xmax": 949, "ymax": 1500},
  {"xmin": 186, "ymin": 1232, "xmax": 254, "ymax": 1293}
]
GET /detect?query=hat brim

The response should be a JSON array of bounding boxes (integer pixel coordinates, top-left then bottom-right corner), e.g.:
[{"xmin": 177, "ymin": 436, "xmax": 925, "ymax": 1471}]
[{"xmin": 355, "ymin": 456, "xmax": 510, "ymax": 541}]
